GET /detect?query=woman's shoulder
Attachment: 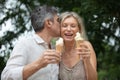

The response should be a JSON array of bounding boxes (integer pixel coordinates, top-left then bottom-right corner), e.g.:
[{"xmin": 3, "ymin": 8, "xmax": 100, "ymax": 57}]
[{"xmin": 83, "ymin": 40, "xmax": 92, "ymax": 45}]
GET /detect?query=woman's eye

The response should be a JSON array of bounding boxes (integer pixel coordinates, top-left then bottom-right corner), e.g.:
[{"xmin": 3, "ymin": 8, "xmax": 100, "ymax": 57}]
[
  {"xmin": 71, "ymin": 24, "xmax": 78, "ymax": 28},
  {"xmin": 63, "ymin": 26, "xmax": 67, "ymax": 28},
  {"xmin": 62, "ymin": 24, "xmax": 67, "ymax": 28},
  {"xmin": 71, "ymin": 25, "xmax": 77, "ymax": 28},
  {"xmin": 71, "ymin": 25, "xmax": 75, "ymax": 27}
]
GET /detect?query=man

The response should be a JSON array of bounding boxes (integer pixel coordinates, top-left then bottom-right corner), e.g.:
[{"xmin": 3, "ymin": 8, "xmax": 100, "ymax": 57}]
[{"xmin": 1, "ymin": 5, "xmax": 61, "ymax": 80}]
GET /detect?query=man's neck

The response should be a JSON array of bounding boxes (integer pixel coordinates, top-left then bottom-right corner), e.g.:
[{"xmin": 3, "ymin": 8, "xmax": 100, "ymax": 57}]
[{"xmin": 36, "ymin": 31, "xmax": 52, "ymax": 44}]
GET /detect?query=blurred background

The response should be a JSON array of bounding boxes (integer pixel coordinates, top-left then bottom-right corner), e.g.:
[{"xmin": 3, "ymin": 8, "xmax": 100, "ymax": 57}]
[{"xmin": 0, "ymin": 0, "xmax": 120, "ymax": 80}]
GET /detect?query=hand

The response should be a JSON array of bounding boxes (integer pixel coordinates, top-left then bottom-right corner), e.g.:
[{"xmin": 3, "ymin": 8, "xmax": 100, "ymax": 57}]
[
  {"xmin": 38, "ymin": 49, "xmax": 61, "ymax": 68},
  {"xmin": 76, "ymin": 44, "xmax": 91, "ymax": 60}
]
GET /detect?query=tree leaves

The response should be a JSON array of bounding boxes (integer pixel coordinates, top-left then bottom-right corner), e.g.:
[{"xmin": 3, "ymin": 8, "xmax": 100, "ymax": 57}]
[{"xmin": 0, "ymin": 0, "xmax": 120, "ymax": 79}]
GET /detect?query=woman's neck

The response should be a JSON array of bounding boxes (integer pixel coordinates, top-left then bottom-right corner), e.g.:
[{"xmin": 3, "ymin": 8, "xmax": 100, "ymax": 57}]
[{"xmin": 63, "ymin": 40, "xmax": 76, "ymax": 53}]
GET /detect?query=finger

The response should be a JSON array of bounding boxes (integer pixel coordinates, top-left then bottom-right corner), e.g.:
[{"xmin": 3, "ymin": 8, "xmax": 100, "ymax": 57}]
[
  {"xmin": 77, "ymin": 48, "xmax": 90, "ymax": 52},
  {"xmin": 44, "ymin": 50, "xmax": 61, "ymax": 58},
  {"xmin": 45, "ymin": 52, "xmax": 61, "ymax": 61},
  {"xmin": 48, "ymin": 58, "xmax": 60, "ymax": 64},
  {"xmin": 78, "ymin": 44, "xmax": 88, "ymax": 49},
  {"xmin": 76, "ymin": 48, "xmax": 83, "ymax": 52},
  {"xmin": 76, "ymin": 47, "xmax": 89, "ymax": 51},
  {"xmin": 44, "ymin": 55, "xmax": 60, "ymax": 60},
  {"xmin": 77, "ymin": 52, "xmax": 90, "ymax": 56},
  {"xmin": 84, "ymin": 49, "xmax": 90, "ymax": 52},
  {"xmin": 76, "ymin": 48, "xmax": 90, "ymax": 53},
  {"xmin": 43, "ymin": 56, "xmax": 60, "ymax": 64},
  {"xmin": 82, "ymin": 54, "xmax": 90, "ymax": 59}
]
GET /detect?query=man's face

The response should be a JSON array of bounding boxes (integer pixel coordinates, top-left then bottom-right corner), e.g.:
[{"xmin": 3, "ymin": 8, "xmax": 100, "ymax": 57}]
[{"xmin": 51, "ymin": 15, "xmax": 60, "ymax": 37}]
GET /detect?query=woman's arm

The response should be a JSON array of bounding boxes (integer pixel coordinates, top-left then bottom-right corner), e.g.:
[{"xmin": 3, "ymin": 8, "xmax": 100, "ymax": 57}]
[{"xmin": 83, "ymin": 41, "xmax": 97, "ymax": 80}]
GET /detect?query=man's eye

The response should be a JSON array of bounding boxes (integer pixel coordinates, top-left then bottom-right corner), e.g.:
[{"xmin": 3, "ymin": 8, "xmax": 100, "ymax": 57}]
[{"xmin": 57, "ymin": 18, "xmax": 60, "ymax": 22}]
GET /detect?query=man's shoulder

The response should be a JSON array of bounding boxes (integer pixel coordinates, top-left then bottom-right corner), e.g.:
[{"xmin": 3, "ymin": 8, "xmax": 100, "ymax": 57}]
[
  {"xmin": 18, "ymin": 36, "xmax": 33, "ymax": 42},
  {"xmin": 16, "ymin": 34, "xmax": 35, "ymax": 46}
]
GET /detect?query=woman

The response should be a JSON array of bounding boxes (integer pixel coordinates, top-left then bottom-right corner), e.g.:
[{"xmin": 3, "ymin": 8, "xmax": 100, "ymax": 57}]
[{"xmin": 56, "ymin": 12, "xmax": 97, "ymax": 80}]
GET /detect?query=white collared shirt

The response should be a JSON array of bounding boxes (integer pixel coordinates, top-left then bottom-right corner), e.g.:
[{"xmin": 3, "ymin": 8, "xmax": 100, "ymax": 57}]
[{"xmin": 1, "ymin": 34, "xmax": 59, "ymax": 80}]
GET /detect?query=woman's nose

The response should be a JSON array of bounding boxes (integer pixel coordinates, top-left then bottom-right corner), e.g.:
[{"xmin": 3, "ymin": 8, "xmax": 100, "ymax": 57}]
[{"xmin": 66, "ymin": 26, "xmax": 71, "ymax": 31}]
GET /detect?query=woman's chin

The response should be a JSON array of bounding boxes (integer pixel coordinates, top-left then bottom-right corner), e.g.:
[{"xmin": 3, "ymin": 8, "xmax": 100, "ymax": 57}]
[{"xmin": 64, "ymin": 39, "xmax": 74, "ymax": 42}]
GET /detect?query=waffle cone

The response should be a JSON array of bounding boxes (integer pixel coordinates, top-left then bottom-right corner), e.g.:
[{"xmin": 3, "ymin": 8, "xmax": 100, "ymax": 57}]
[
  {"xmin": 56, "ymin": 44, "xmax": 63, "ymax": 53},
  {"xmin": 76, "ymin": 40, "xmax": 84, "ymax": 60}
]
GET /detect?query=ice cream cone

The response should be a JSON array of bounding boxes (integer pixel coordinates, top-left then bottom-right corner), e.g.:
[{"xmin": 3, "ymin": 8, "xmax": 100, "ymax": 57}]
[
  {"xmin": 75, "ymin": 32, "xmax": 84, "ymax": 60},
  {"xmin": 56, "ymin": 44, "xmax": 63, "ymax": 53},
  {"xmin": 56, "ymin": 38, "xmax": 63, "ymax": 54}
]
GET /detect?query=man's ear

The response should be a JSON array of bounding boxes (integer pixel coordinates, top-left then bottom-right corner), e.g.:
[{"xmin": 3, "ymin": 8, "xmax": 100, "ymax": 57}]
[{"xmin": 47, "ymin": 20, "xmax": 53, "ymax": 26}]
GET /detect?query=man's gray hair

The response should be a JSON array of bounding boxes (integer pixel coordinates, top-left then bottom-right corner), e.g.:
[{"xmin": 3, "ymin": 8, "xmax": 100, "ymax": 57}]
[{"xmin": 31, "ymin": 5, "xmax": 58, "ymax": 32}]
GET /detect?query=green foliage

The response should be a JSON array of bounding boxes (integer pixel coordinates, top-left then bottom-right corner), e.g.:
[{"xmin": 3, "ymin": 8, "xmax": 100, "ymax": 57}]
[
  {"xmin": 0, "ymin": 56, "xmax": 5, "ymax": 78},
  {"xmin": 0, "ymin": 0, "xmax": 120, "ymax": 80}
]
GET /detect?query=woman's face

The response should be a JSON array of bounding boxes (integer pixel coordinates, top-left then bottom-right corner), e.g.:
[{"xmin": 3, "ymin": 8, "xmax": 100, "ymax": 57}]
[{"xmin": 61, "ymin": 16, "xmax": 79, "ymax": 41}]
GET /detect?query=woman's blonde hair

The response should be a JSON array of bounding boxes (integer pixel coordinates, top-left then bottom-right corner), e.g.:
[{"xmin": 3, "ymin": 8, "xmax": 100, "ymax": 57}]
[{"xmin": 59, "ymin": 12, "xmax": 88, "ymax": 40}]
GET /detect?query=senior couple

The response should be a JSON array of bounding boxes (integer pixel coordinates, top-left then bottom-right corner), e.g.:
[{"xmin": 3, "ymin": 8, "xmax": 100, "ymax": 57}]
[{"xmin": 1, "ymin": 5, "xmax": 97, "ymax": 80}]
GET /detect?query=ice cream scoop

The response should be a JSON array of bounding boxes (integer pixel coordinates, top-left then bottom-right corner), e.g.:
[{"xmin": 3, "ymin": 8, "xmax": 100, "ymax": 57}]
[
  {"xmin": 75, "ymin": 32, "xmax": 84, "ymax": 48},
  {"xmin": 56, "ymin": 38, "xmax": 63, "ymax": 53}
]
